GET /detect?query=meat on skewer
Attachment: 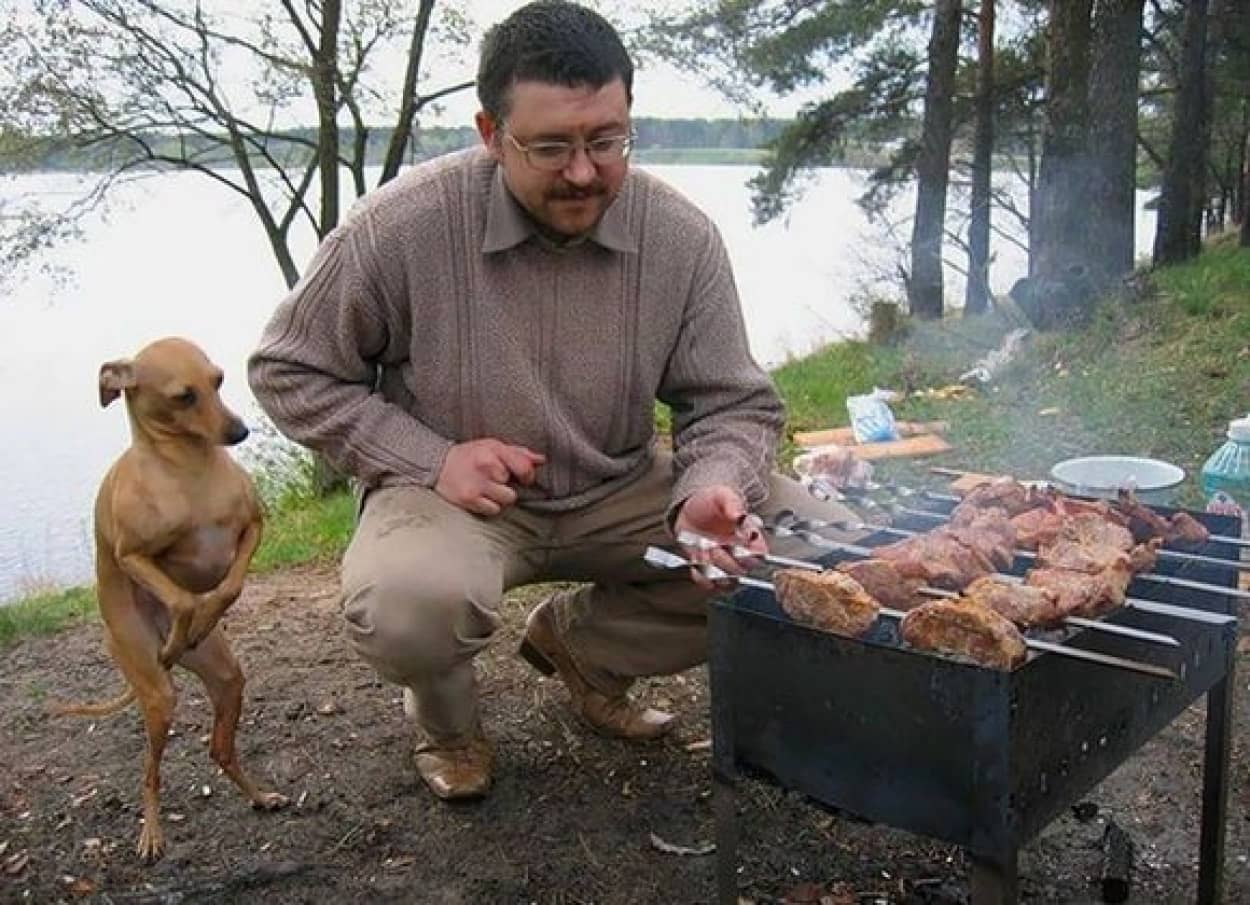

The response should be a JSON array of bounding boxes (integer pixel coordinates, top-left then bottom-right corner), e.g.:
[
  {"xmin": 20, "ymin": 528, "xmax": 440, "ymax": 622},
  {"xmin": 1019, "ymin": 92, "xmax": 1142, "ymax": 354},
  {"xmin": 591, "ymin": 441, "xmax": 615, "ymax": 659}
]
[
  {"xmin": 1115, "ymin": 488, "xmax": 1210, "ymax": 546},
  {"xmin": 834, "ymin": 559, "xmax": 928, "ymax": 611},
  {"xmin": 961, "ymin": 576, "xmax": 1067, "ymax": 629},
  {"xmin": 953, "ymin": 477, "xmax": 1211, "ymax": 548},
  {"xmin": 772, "ymin": 567, "xmax": 1028, "ymax": 670},
  {"xmin": 773, "ymin": 569, "xmax": 880, "ymax": 638},
  {"xmin": 1025, "ymin": 559, "xmax": 1134, "ymax": 619},
  {"xmin": 871, "ymin": 531, "xmax": 996, "ymax": 590},
  {"xmin": 900, "ymin": 599, "xmax": 1028, "ymax": 671}
]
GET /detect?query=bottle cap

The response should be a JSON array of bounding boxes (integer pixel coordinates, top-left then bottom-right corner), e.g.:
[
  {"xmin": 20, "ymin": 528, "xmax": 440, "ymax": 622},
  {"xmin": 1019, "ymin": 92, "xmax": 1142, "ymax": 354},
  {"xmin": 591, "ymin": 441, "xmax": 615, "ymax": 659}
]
[{"xmin": 1229, "ymin": 416, "xmax": 1250, "ymax": 442}]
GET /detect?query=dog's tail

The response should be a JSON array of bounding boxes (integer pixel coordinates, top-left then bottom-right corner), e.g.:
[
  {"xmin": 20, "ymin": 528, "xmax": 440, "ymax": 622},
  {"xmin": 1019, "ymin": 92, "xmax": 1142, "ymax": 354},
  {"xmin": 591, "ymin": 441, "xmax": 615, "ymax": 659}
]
[{"xmin": 49, "ymin": 688, "xmax": 136, "ymax": 718}]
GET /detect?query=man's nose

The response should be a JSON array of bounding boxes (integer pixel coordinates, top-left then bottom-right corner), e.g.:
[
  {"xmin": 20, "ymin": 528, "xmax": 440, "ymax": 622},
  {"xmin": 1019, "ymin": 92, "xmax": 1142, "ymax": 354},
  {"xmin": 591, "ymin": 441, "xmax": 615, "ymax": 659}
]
[{"xmin": 562, "ymin": 145, "xmax": 597, "ymax": 185}]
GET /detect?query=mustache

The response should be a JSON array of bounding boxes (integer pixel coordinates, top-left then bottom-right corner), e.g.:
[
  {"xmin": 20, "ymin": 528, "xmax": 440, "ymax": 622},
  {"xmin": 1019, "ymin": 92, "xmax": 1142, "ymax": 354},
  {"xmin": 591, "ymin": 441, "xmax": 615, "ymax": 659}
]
[{"xmin": 546, "ymin": 183, "xmax": 606, "ymax": 201}]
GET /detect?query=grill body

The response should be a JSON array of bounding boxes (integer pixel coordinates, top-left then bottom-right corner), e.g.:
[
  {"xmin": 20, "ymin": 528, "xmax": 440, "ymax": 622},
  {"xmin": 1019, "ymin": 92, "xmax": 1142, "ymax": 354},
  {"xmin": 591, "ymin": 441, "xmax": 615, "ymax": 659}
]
[{"xmin": 710, "ymin": 507, "xmax": 1239, "ymax": 904}]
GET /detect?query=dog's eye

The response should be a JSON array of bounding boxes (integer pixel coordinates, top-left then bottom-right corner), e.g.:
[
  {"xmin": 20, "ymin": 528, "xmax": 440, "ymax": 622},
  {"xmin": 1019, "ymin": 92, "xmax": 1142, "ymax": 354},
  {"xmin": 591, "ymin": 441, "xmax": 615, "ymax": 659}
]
[
  {"xmin": 174, "ymin": 389, "xmax": 197, "ymax": 407},
  {"xmin": 212, "ymin": 372, "xmax": 224, "ymax": 389}
]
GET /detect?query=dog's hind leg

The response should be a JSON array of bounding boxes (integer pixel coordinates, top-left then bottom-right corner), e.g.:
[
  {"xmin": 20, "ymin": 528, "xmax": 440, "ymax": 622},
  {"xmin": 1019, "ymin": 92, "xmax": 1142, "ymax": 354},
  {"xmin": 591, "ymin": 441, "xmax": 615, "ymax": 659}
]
[
  {"xmin": 99, "ymin": 616, "xmax": 177, "ymax": 862},
  {"xmin": 179, "ymin": 630, "xmax": 288, "ymax": 811}
]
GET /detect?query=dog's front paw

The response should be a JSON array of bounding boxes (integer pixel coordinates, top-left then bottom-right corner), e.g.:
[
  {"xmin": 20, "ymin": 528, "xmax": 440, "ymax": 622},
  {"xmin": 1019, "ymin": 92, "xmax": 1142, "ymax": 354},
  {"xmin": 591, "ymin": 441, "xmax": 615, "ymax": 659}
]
[
  {"xmin": 186, "ymin": 609, "xmax": 222, "ymax": 649},
  {"xmin": 157, "ymin": 640, "xmax": 185, "ymax": 669}
]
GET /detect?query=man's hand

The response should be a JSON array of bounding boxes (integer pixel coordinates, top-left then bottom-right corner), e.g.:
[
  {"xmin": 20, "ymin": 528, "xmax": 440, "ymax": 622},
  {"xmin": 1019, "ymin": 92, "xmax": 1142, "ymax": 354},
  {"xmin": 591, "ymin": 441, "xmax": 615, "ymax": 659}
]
[
  {"xmin": 673, "ymin": 485, "xmax": 766, "ymax": 589},
  {"xmin": 435, "ymin": 438, "xmax": 546, "ymax": 516}
]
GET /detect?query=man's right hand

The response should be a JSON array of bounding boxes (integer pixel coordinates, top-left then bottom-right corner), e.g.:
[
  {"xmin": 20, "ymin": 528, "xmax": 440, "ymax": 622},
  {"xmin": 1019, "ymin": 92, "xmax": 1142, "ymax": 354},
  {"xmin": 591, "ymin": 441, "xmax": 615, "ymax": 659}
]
[{"xmin": 435, "ymin": 438, "xmax": 546, "ymax": 516}]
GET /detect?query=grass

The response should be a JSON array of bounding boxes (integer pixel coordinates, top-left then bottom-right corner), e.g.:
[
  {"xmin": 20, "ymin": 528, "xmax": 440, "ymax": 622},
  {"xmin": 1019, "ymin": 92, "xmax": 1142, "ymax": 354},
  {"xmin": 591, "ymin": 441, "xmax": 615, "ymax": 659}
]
[
  {"xmin": 5, "ymin": 238, "xmax": 1248, "ymax": 643},
  {"xmin": 0, "ymin": 490, "xmax": 356, "ymax": 646},
  {"xmin": 786, "ymin": 238, "xmax": 1250, "ymax": 509}
]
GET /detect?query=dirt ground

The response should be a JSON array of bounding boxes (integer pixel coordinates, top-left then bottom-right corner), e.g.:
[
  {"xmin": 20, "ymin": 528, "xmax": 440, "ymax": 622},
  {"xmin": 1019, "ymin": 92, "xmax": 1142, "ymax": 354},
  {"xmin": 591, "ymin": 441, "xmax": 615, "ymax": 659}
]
[{"xmin": 3, "ymin": 563, "xmax": 1250, "ymax": 904}]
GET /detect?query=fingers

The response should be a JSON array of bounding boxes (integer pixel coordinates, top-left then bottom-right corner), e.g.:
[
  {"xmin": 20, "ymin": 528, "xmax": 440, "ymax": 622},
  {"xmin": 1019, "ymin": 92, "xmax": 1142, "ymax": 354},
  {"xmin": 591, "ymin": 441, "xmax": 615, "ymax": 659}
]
[{"xmin": 499, "ymin": 444, "xmax": 546, "ymax": 486}]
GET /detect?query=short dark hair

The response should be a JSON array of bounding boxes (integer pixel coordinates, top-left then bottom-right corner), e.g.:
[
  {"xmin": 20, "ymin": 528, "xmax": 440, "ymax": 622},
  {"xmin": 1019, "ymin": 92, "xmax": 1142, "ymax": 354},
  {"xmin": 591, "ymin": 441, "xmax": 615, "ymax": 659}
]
[{"xmin": 476, "ymin": 0, "xmax": 634, "ymax": 122}]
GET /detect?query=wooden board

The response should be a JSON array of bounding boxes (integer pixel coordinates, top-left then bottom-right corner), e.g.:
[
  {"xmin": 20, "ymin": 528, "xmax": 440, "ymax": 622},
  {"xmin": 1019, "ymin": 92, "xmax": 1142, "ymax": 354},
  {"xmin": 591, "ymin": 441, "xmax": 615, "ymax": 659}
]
[
  {"xmin": 829, "ymin": 432, "xmax": 953, "ymax": 461},
  {"xmin": 793, "ymin": 420, "xmax": 949, "ymax": 449},
  {"xmin": 947, "ymin": 471, "xmax": 1000, "ymax": 495}
]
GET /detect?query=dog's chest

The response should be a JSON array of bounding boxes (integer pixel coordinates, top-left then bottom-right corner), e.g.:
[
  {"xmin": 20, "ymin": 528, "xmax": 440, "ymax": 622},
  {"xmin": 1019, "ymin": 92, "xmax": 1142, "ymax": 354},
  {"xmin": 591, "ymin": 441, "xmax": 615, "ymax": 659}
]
[{"xmin": 162, "ymin": 519, "xmax": 242, "ymax": 590}]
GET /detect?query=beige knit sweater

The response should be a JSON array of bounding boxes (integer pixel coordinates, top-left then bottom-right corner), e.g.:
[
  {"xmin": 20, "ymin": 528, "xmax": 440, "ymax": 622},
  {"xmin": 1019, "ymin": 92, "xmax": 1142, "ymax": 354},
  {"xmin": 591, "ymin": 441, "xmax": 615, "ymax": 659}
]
[{"xmin": 248, "ymin": 147, "xmax": 783, "ymax": 514}]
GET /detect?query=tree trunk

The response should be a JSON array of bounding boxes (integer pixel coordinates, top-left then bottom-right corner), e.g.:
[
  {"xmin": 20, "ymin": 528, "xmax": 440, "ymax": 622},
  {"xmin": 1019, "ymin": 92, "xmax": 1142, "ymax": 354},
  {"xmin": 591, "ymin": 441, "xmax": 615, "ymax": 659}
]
[
  {"xmin": 1153, "ymin": 0, "xmax": 1212, "ymax": 265},
  {"xmin": 314, "ymin": 0, "xmax": 343, "ymax": 238},
  {"xmin": 964, "ymin": 0, "xmax": 996, "ymax": 317},
  {"xmin": 1030, "ymin": 0, "xmax": 1095, "ymax": 329},
  {"xmin": 1086, "ymin": 0, "xmax": 1146, "ymax": 284},
  {"xmin": 381, "ymin": 0, "xmax": 437, "ymax": 185},
  {"xmin": 908, "ymin": 0, "xmax": 963, "ymax": 320}
]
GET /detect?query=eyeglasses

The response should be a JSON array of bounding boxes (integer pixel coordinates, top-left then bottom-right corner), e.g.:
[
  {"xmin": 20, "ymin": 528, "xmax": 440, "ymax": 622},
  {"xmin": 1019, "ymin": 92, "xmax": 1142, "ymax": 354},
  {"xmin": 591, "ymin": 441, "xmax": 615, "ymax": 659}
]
[{"xmin": 504, "ymin": 131, "xmax": 635, "ymax": 172}]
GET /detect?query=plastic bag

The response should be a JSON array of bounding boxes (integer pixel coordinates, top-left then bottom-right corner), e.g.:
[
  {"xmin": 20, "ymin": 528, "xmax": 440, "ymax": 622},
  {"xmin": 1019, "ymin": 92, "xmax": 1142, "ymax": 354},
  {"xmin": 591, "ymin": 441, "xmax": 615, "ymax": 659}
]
[{"xmin": 846, "ymin": 388, "xmax": 899, "ymax": 444}]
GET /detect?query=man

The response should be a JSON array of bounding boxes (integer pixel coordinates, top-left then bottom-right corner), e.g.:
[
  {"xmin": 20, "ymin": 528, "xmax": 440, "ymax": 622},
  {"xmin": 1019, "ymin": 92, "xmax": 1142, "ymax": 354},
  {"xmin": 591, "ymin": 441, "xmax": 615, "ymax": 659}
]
[{"xmin": 249, "ymin": 0, "xmax": 855, "ymax": 801}]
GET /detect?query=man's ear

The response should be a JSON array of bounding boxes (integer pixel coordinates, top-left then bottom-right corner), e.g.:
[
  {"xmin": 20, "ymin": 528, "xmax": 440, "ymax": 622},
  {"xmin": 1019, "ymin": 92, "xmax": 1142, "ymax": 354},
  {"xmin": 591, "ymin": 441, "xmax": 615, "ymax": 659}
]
[
  {"xmin": 98, "ymin": 359, "xmax": 135, "ymax": 407},
  {"xmin": 475, "ymin": 111, "xmax": 503, "ymax": 161}
]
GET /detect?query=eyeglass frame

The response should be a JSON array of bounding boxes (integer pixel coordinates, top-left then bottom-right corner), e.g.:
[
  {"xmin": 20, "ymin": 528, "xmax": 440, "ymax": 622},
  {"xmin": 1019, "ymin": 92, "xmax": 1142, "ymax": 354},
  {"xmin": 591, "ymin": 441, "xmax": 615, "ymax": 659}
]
[{"xmin": 503, "ymin": 130, "xmax": 637, "ymax": 171}]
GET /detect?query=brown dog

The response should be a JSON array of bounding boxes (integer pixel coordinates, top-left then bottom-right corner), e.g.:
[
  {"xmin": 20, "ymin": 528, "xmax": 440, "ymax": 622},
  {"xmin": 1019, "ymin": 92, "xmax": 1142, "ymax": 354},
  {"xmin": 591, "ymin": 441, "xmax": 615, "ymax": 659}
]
[{"xmin": 59, "ymin": 337, "xmax": 286, "ymax": 861}]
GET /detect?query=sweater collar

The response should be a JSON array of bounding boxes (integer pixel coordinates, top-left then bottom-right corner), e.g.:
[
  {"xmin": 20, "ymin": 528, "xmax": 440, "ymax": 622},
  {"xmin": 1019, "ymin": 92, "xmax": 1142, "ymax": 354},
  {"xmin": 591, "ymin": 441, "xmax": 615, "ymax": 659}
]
[{"xmin": 482, "ymin": 165, "xmax": 637, "ymax": 254}]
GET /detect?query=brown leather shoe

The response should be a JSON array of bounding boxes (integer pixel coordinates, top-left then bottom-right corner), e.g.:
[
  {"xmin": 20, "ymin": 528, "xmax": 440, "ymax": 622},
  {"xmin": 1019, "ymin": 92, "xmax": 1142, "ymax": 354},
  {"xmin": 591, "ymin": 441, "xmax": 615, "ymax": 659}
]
[
  {"xmin": 413, "ymin": 733, "xmax": 494, "ymax": 801},
  {"xmin": 519, "ymin": 599, "xmax": 676, "ymax": 740}
]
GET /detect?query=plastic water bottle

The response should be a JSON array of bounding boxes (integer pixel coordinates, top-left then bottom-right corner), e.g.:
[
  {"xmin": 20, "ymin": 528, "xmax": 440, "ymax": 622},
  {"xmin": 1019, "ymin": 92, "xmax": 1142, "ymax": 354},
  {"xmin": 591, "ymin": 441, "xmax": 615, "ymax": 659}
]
[{"xmin": 1200, "ymin": 415, "xmax": 1250, "ymax": 534}]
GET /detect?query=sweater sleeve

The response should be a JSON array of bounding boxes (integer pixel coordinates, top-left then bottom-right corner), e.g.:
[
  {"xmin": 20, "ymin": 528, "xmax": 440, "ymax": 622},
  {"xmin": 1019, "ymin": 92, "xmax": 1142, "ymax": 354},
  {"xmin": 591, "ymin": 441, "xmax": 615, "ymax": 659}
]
[
  {"xmin": 247, "ymin": 216, "xmax": 453, "ymax": 489},
  {"xmin": 658, "ymin": 220, "xmax": 784, "ymax": 519}
]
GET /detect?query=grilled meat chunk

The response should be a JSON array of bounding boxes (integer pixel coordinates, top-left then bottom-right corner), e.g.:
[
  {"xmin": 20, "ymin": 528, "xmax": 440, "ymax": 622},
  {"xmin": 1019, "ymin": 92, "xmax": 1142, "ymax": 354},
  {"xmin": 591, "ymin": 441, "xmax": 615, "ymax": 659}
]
[
  {"xmin": 1054, "ymin": 512, "xmax": 1134, "ymax": 551},
  {"xmin": 1025, "ymin": 560, "xmax": 1133, "ymax": 618},
  {"xmin": 1011, "ymin": 506, "xmax": 1063, "ymax": 550},
  {"xmin": 873, "ymin": 532, "xmax": 995, "ymax": 590},
  {"xmin": 774, "ymin": 569, "xmax": 881, "ymax": 638},
  {"xmin": 900, "ymin": 599, "xmax": 1028, "ymax": 670},
  {"xmin": 1037, "ymin": 536, "xmax": 1159, "ymax": 575},
  {"xmin": 1115, "ymin": 488, "xmax": 1211, "ymax": 545},
  {"xmin": 946, "ymin": 506, "xmax": 1017, "ymax": 569},
  {"xmin": 835, "ymin": 559, "xmax": 927, "ymax": 611},
  {"xmin": 1167, "ymin": 511, "xmax": 1211, "ymax": 545},
  {"xmin": 962, "ymin": 576, "xmax": 1065, "ymax": 629},
  {"xmin": 958, "ymin": 477, "xmax": 1041, "ymax": 517}
]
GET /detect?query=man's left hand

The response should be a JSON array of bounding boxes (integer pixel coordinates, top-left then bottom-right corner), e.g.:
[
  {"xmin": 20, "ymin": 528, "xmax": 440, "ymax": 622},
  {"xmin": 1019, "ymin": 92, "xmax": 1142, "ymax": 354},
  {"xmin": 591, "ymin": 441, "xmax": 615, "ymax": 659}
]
[{"xmin": 673, "ymin": 485, "xmax": 766, "ymax": 589}]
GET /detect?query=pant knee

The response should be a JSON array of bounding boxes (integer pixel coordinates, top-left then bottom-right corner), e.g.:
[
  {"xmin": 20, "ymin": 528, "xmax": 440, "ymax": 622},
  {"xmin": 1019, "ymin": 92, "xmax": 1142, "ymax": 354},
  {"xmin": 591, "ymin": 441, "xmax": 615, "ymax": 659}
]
[{"xmin": 340, "ymin": 568, "xmax": 502, "ymax": 683}]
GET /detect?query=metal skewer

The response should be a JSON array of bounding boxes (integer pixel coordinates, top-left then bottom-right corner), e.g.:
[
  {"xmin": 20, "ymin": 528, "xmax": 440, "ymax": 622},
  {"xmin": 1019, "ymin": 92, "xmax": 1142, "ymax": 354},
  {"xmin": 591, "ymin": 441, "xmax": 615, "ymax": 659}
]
[
  {"xmin": 644, "ymin": 547, "xmax": 1177, "ymax": 680},
  {"xmin": 681, "ymin": 529, "xmax": 1180, "ymax": 649},
  {"xmin": 765, "ymin": 525, "xmax": 1237, "ymax": 627}
]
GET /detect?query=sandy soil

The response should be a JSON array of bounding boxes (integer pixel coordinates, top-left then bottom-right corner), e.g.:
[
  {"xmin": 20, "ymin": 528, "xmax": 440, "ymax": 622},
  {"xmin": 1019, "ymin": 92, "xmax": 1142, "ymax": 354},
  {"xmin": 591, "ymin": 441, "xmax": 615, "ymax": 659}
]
[{"xmin": 3, "ymin": 562, "xmax": 1249, "ymax": 904}]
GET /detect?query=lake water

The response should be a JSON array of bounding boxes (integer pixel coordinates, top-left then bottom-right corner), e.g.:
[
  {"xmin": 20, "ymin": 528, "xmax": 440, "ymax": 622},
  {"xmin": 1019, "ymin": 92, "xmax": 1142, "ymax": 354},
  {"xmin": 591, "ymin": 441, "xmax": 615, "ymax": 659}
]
[{"xmin": 0, "ymin": 164, "xmax": 1158, "ymax": 600}]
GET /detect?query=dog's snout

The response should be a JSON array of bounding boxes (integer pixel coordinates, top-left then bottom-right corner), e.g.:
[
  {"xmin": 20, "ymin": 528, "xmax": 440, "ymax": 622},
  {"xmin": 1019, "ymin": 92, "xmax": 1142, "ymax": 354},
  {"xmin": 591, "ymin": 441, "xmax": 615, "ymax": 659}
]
[{"xmin": 224, "ymin": 420, "xmax": 250, "ymax": 446}]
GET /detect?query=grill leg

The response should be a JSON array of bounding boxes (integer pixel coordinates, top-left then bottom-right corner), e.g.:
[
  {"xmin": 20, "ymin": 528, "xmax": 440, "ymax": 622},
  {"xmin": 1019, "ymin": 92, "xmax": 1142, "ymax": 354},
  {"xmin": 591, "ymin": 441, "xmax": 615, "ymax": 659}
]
[
  {"xmin": 1198, "ymin": 664, "xmax": 1234, "ymax": 905},
  {"xmin": 713, "ymin": 767, "xmax": 739, "ymax": 905},
  {"xmin": 969, "ymin": 851, "xmax": 1018, "ymax": 905}
]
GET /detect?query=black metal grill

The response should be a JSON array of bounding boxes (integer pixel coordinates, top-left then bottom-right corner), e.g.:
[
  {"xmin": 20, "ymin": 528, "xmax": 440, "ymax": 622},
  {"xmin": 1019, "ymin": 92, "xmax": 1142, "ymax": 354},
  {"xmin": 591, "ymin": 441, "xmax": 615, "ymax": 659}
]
[{"xmin": 709, "ymin": 503, "xmax": 1240, "ymax": 904}]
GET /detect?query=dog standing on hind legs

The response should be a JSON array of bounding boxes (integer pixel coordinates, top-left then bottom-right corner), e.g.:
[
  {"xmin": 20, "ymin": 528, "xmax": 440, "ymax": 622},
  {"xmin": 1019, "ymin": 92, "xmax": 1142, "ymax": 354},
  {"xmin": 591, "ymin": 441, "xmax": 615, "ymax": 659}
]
[{"xmin": 57, "ymin": 336, "xmax": 287, "ymax": 861}]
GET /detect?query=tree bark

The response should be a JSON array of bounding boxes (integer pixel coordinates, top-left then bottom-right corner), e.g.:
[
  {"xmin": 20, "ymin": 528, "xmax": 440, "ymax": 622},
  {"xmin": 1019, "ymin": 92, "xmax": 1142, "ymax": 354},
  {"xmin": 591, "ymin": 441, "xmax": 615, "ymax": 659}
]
[
  {"xmin": 1087, "ymin": 0, "xmax": 1146, "ymax": 284},
  {"xmin": 1030, "ymin": 0, "xmax": 1095, "ymax": 328},
  {"xmin": 380, "ymin": 0, "xmax": 437, "ymax": 185},
  {"xmin": 908, "ymin": 0, "xmax": 963, "ymax": 320},
  {"xmin": 314, "ymin": 0, "xmax": 343, "ymax": 239},
  {"xmin": 1153, "ymin": 0, "xmax": 1212, "ymax": 264},
  {"xmin": 964, "ymin": 0, "xmax": 996, "ymax": 316}
]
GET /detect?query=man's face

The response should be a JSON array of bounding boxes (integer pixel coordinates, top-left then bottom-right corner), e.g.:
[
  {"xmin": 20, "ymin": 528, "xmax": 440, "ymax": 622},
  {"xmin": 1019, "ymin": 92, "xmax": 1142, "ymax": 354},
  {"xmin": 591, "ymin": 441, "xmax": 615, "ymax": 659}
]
[{"xmin": 477, "ymin": 78, "xmax": 631, "ymax": 239}]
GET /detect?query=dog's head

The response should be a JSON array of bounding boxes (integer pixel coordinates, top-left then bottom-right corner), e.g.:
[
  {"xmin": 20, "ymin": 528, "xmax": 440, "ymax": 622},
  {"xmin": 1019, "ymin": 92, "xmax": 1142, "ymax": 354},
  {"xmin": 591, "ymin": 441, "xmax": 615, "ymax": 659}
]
[{"xmin": 99, "ymin": 337, "xmax": 249, "ymax": 446}]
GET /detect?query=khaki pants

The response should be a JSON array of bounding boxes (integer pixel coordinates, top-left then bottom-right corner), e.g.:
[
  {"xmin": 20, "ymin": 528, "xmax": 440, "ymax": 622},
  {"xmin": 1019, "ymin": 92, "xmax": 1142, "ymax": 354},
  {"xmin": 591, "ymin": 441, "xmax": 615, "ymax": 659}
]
[{"xmin": 340, "ymin": 451, "xmax": 858, "ymax": 740}]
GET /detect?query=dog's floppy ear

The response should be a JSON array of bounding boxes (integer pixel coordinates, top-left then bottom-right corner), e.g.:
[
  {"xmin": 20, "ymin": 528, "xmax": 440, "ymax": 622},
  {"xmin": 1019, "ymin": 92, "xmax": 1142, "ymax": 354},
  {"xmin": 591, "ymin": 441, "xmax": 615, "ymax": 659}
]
[{"xmin": 98, "ymin": 359, "xmax": 136, "ymax": 407}]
